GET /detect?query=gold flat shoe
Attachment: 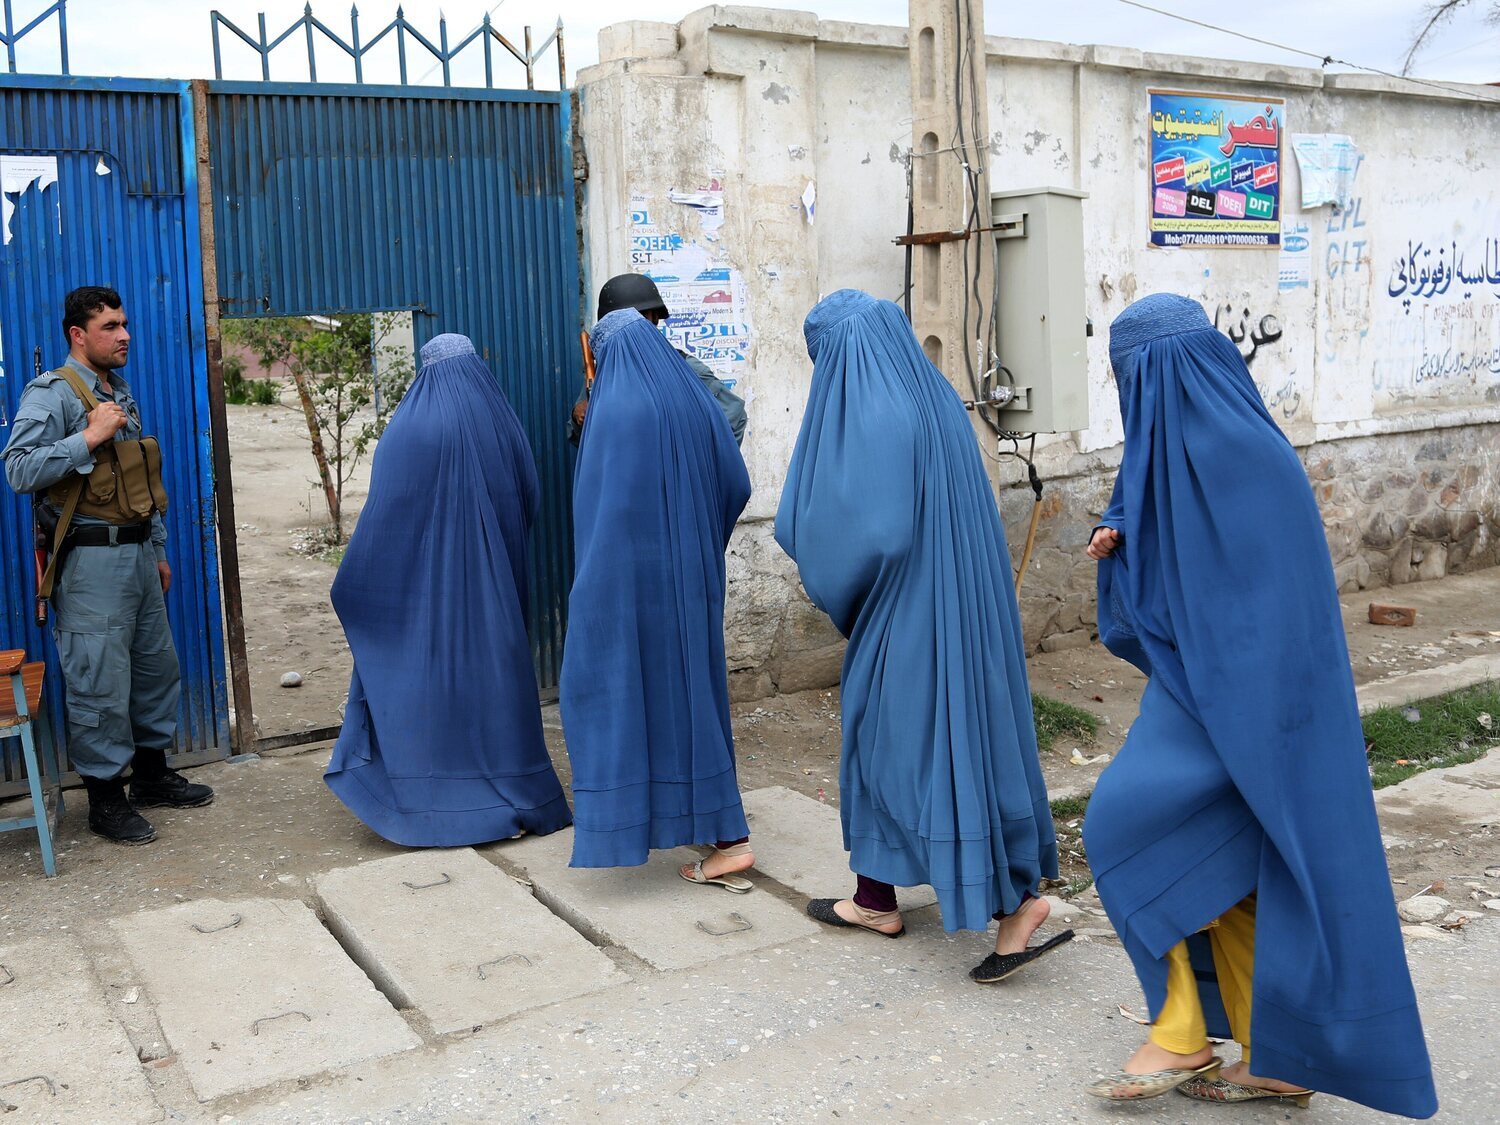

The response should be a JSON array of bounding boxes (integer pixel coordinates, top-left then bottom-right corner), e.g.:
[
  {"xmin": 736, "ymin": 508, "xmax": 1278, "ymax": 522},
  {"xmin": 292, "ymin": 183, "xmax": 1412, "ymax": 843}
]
[
  {"xmin": 1085, "ymin": 1056, "xmax": 1222, "ymax": 1100},
  {"xmin": 1178, "ymin": 1074, "xmax": 1314, "ymax": 1107}
]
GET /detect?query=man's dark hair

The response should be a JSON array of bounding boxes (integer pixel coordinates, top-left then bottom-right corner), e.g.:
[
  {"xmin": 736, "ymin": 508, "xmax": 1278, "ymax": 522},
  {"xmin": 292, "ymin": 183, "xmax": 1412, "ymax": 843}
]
[{"xmin": 63, "ymin": 286, "xmax": 123, "ymax": 340}]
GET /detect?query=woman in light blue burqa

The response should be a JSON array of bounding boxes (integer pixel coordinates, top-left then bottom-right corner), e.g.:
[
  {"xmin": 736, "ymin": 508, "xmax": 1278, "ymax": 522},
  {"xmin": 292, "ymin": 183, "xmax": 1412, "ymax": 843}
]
[
  {"xmin": 1082, "ymin": 294, "xmax": 1435, "ymax": 1116},
  {"xmin": 776, "ymin": 290, "xmax": 1066, "ymax": 980}
]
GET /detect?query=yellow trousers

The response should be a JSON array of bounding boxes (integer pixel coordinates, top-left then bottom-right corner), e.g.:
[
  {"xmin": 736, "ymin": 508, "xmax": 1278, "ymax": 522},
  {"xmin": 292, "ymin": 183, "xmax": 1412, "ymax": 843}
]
[{"xmin": 1149, "ymin": 895, "xmax": 1256, "ymax": 1063}]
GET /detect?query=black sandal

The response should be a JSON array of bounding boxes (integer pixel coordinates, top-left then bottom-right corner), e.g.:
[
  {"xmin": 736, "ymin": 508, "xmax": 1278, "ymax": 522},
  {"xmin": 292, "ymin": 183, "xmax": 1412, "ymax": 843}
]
[
  {"xmin": 806, "ymin": 898, "xmax": 906, "ymax": 939},
  {"xmin": 970, "ymin": 929, "xmax": 1075, "ymax": 982}
]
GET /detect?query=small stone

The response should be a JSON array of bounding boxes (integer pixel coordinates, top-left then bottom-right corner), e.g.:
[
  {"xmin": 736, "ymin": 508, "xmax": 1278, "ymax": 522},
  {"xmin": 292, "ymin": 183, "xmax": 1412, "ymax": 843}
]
[
  {"xmin": 1041, "ymin": 895, "xmax": 1077, "ymax": 924},
  {"xmin": 1484, "ymin": 900, "xmax": 1500, "ymax": 913},
  {"xmin": 1396, "ymin": 895, "xmax": 1449, "ymax": 924},
  {"xmin": 1485, "ymin": 867, "xmax": 1500, "ymax": 880},
  {"xmin": 280, "ymin": 672, "xmax": 304, "ymax": 688}
]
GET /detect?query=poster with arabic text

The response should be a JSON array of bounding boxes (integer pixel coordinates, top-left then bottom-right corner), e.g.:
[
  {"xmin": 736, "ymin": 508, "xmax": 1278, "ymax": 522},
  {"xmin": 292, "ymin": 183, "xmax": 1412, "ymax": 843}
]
[{"xmin": 1148, "ymin": 90, "xmax": 1283, "ymax": 248}]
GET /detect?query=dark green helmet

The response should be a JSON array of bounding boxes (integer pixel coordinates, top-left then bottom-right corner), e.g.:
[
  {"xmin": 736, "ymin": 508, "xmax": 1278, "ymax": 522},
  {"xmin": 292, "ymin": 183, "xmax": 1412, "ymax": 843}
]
[{"xmin": 597, "ymin": 273, "xmax": 669, "ymax": 321}]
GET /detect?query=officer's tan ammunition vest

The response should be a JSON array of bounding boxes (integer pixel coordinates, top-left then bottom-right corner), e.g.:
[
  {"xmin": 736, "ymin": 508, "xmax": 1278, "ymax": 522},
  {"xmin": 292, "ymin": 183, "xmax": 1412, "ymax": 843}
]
[{"xmin": 44, "ymin": 366, "xmax": 168, "ymax": 524}]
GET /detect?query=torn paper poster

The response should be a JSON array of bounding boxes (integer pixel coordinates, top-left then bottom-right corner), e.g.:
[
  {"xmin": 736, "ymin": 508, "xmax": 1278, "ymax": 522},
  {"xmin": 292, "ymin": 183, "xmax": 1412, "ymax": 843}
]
[
  {"xmin": 667, "ymin": 180, "xmax": 724, "ymax": 235},
  {"xmin": 1278, "ymin": 221, "xmax": 1312, "ymax": 291},
  {"xmin": 96, "ymin": 157, "xmax": 111, "ymax": 176},
  {"xmin": 801, "ymin": 181, "xmax": 816, "ymax": 225},
  {"xmin": 1, "ymin": 154, "xmax": 60, "ymax": 246},
  {"xmin": 1289, "ymin": 134, "xmax": 1360, "ymax": 210},
  {"xmin": 629, "ymin": 190, "xmax": 753, "ymax": 381}
]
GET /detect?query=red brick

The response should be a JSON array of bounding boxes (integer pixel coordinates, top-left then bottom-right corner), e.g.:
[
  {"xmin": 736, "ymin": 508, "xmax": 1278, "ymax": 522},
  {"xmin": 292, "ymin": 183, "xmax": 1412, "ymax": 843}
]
[{"xmin": 1368, "ymin": 603, "xmax": 1417, "ymax": 627}]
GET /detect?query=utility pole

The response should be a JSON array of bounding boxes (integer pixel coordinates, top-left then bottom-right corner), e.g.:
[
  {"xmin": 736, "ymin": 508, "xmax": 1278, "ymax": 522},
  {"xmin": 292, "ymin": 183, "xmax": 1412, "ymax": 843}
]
[{"xmin": 905, "ymin": 0, "xmax": 997, "ymax": 446}]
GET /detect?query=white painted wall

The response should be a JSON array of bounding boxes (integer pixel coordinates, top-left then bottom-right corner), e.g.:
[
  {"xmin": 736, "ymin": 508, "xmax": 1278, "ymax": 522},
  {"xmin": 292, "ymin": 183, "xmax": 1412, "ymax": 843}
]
[{"xmin": 577, "ymin": 7, "xmax": 1500, "ymax": 690}]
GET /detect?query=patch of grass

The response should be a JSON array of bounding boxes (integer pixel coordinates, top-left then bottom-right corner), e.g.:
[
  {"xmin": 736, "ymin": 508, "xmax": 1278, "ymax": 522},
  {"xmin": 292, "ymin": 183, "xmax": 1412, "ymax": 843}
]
[
  {"xmin": 1049, "ymin": 793, "xmax": 1091, "ymax": 820},
  {"xmin": 1064, "ymin": 874, "xmax": 1094, "ymax": 896},
  {"xmin": 320, "ymin": 544, "xmax": 347, "ymax": 568},
  {"xmin": 1362, "ymin": 681, "xmax": 1499, "ymax": 790},
  {"xmin": 1033, "ymin": 693, "xmax": 1100, "ymax": 753}
]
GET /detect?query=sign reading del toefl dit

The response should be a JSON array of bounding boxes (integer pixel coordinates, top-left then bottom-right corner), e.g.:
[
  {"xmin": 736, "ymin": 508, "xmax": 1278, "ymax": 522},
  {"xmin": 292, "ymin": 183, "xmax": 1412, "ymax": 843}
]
[{"xmin": 1149, "ymin": 89, "xmax": 1284, "ymax": 248}]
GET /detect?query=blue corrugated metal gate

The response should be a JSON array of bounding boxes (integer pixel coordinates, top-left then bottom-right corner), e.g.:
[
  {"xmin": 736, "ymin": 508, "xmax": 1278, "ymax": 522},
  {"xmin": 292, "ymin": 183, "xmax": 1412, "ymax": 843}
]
[
  {"xmin": 0, "ymin": 76, "xmax": 228, "ymax": 788},
  {"xmin": 205, "ymin": 81, "xmax": 581, "ymax": 688}
]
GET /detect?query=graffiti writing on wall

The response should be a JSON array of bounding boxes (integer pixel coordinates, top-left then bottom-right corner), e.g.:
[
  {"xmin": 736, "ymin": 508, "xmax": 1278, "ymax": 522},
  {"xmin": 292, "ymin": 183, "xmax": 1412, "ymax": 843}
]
[
  {"xmin": 1206, "ymin": 300, "xmax": 1302, "ymax": 419},
  {"xmin": 1213, "ymin": 302, "xmax": 1283, "ymax": 367},
  {"xmin": 1386, "ymin": 237, "xmax": 1500, "ymax": 311},
  {"xmin": 1371, "ymin": 301, "xmax": 1500, "ymax": 406},
  {"xmin": 1261, "ymin": 377, "xmax": 1303, "ymax": 418}
]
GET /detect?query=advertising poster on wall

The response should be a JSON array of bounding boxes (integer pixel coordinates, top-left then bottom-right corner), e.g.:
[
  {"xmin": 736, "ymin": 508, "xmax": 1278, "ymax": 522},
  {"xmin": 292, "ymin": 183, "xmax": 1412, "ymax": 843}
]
[
  {"xmin": 628, "ymin": 185, "xmax": 753, "ymax": 385},
  {"xmin": 1148, "ymin": 90, "xmax": 1284, "ymax": 248}
]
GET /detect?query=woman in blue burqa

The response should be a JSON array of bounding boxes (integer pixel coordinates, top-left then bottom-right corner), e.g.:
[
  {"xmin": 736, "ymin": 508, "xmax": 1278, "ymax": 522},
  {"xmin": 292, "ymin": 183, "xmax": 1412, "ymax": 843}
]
[
  {"xmin": 324, "ymin": 333, "xmax": 572, "ymax": 846},
  {"xmin": 560, "ymin": 308, "xmax": 756, "ymax": 889},
  {"xmin": 776, "ymin": 290, "xmax": 1068, "ymax": 981},
  {"xmin": 1082, "ymin": 294, "xmax": 1436, "ymax": 1116}
]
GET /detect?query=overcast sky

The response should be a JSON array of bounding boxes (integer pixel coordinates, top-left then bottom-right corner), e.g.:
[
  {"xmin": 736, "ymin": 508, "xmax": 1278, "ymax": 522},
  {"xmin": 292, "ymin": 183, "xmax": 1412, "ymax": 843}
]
[{"xmin": 7, "ymin": 0, "xmax": 1498, "ymax": 88}]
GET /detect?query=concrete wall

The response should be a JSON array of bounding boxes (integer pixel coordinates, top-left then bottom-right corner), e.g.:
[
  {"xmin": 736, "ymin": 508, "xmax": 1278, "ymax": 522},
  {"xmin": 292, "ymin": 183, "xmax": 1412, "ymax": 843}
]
[{"xmin": 576, "ymin": 7, "xmax": 1500, "ymax": 697}]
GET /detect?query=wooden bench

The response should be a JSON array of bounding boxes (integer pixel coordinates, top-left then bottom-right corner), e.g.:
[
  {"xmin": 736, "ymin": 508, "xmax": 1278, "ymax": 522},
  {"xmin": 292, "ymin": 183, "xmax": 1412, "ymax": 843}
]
[{"xmin": 1, "ymin": 649, "xmax": 64, "ymax": 877}]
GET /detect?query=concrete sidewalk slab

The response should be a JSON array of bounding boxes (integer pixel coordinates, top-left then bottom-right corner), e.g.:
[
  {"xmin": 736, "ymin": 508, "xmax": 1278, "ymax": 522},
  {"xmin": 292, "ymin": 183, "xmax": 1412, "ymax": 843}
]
[
  {"xmin": 741, "ymin": 786, "xmax": 938, "ymax": 911},
  {"xmin": 1377, "ymin": 748, "xmax": 1500, "ymax": 828},
  {"xmin": 498, "ymin": 828, "xmax": 820, "ymax": 971},
  {"xmin": 0, "ymin": 937, "xmax": 157, "ymax": 1124},
  {"xmin": 314, "ymin": 847, "xmax": 624, "ymax": 1034},
  {"xmin": 1357, "ymin": 653, "xmax": 1500, "ymax": 714},
  {"xmin": 111, "ymin": 897, "xmax": 419, "ymax": 1101}
]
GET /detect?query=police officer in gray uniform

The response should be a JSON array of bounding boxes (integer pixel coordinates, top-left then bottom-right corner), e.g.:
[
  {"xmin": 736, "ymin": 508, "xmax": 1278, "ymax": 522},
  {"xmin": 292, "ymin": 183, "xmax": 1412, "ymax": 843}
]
[
  {"xmin": 2, "ymin": 286, "xmax": 212, "ymax": 845},
  {"xmin": 569, "ymin": 273, "xmax": 747, "ymax": 446}
]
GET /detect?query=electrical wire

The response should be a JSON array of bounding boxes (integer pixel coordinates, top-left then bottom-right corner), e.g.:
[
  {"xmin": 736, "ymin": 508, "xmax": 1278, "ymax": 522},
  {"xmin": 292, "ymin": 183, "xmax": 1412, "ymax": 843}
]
[{"xmin": 1110, "ymin": 0, "xmax": 1500, "ymax": 105}]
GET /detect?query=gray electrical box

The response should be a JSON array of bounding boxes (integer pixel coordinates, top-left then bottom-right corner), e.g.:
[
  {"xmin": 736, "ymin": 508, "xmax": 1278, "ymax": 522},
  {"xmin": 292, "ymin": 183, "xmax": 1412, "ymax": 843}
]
[{"xmin": 989, "ymin": 187, "xmax": 1090, "ymax": 434}]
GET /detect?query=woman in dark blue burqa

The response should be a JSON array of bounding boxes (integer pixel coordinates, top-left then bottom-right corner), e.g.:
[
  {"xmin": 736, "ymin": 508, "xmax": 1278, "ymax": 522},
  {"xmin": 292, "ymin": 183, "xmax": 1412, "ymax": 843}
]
[
  {"xmin": 1083, "ymin": 295, "xmax": 1436, "ymax": 1116},
  {"xmin": 324, "ymin": 333, "xmax": 572, "ymax": 846},
  {"xmin": 561, "ymin": 309, "xmax": 755, "ymax": 887},
  {"xmin": 776, "ymin": 290, "xmax": 1066, "ymax": 980}
]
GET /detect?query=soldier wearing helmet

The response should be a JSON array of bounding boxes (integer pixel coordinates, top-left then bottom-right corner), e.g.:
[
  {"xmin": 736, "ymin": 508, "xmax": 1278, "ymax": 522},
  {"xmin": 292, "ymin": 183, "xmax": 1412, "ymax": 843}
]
[{"xmin": 568, "ymin": 274, "xmax": 746, "ymax": 447}]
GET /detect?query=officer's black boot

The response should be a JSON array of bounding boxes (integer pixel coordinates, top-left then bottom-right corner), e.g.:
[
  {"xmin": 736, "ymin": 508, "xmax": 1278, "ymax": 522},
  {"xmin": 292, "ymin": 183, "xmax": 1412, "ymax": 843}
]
[
  {"xmin": 84, "ymin": 777, "xmax": 157, "ymax": 845},
  {"xmin": 128, "ymin": 747, "xmax": 215, "ymax": 809}
]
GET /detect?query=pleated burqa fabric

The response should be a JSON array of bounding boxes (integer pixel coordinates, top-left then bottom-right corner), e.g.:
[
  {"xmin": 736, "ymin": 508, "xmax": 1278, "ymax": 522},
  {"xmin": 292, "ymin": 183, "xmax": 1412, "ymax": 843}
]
[
  {"xmin": 324, "ymin": 334, "xmax": 571, "ymax": 846},
  {"xmin": 1087, "ymin": 294, "xmax": 1436, "ymax": 1118},
  {"xmin": 561, "ymin": 309, "xmax": 752, "ymax": 867},
  {"xmin": 775, "ymin": 290, "xmax": 1057, "ymax": 931}
]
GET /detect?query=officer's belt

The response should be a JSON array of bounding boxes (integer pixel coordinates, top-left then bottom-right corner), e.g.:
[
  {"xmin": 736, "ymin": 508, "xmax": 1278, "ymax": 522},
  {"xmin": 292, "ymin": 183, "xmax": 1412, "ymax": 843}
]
[{"xmin": 65, "ymin": 522, "xmax": 153, "ymax": 547}]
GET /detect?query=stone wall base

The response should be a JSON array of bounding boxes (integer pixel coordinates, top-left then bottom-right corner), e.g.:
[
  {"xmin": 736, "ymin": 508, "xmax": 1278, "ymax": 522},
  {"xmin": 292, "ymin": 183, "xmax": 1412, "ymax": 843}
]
[{"xmin": 723, "ymin": 421, "xmax": 1500, "ymax": 702}]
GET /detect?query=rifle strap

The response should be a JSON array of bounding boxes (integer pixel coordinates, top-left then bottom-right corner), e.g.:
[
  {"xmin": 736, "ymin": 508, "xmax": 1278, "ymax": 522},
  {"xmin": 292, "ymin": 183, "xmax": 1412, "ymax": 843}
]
[{"xmin": 37, "ymin": 475, "xmax": 84, "ymax": 601}]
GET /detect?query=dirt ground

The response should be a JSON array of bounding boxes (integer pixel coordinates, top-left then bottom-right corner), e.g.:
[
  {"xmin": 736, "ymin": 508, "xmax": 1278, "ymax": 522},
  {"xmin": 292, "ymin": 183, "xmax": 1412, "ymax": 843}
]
[{"xmin": 226, "ymin": 393, "xmax": 372, "ymax": 739}]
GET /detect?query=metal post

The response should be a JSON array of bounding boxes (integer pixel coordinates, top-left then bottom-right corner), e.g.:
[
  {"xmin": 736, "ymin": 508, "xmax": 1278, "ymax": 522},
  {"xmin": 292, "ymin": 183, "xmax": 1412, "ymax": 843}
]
[
  {"xmin": 438, "ymin": 11, "xmax": 449, "ymax": 86},
  {"xmin": 482, "ymin": 14, "xmax": 493, "ymax": 88},
  {"xmin": 190, "ymin": 80, "xmax": 258, "ymax": 753},
  {"xmin": 257, "ymin": 10, "xmax": 270, "ymax": 79},
  {"xmin": 55, "ymin": 0, "xmax": 67, "ymax": 74},
  {"xmin": 350, "ymin": 3, "xmax": 362, "ymax": 83},
  {"xmin": 4, "ymin": 0, "xmax": 16, "ymax": 73},
  {"xmin": 524, "ymin": 24, "xmax": 533, "ymax": 91},
  {"xmin": 556, "ymin": 20, "xmax": 566, "ymax": 90},
  {"xmin": 303, "ymin": 3, "xmax": 317, "ymax": 81},
  {"xmin": 396, "ymin": 5, "xmax": 407, "ymax": 84}
]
